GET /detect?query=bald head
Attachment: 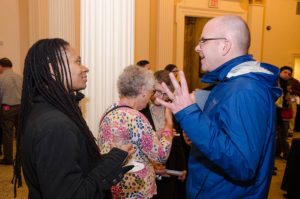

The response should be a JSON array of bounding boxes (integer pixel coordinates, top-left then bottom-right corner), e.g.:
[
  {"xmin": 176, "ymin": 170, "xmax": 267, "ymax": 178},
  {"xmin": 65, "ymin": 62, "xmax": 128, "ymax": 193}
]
[
  {"xmin": 195, "ymin": 15, "xmax": 251, "ymax": 71},
  {"xmin": 207, "ymin": 15, "xmax": 250, "ymax": 55}
]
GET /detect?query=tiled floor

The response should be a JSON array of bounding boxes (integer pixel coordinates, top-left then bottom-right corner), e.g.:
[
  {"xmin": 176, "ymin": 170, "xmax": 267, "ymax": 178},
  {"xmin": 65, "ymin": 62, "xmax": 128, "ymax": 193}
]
[
  {"xmin": 269, "ymin": 158, "xmax": 287, "ymax": 199},
  {"xmin": 0, "ymin": 163, "xmax": 28, "ymax": 199},
  {"xmin": 1, "ymin": 134, "xmax": 299, "ymax": 199},
  {"xmin": 268, "ymin": 132, "xmax": 300, "ymax": 199}
]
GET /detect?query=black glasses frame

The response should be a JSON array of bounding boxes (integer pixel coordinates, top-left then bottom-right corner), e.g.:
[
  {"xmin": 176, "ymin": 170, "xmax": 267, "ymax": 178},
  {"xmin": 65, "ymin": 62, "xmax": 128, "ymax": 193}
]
[{"xmin": 199, "ymin": 37, "xmax": 227, "ymax": 45}]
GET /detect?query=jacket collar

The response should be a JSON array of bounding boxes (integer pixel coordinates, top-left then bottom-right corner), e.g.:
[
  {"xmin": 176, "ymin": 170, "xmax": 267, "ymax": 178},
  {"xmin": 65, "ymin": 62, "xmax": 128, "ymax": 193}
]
[{"xmin": 201, "ymin": 54, "xmax": 254, "ymax": 84}]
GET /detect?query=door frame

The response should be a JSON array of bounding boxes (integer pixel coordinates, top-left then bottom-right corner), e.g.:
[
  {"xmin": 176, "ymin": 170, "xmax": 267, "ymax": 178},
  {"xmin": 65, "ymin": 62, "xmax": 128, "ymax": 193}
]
[{"xmin": 175, "ymin": 2, "xmax": 246, "ymax": 69}]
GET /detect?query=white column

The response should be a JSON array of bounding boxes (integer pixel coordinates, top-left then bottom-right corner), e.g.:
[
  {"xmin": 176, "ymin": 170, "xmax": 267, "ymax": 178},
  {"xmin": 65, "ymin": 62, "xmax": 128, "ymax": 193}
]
[
  {"xmin": 27, "ymin": 0, "xmax": 78, "ymax": 48},
  {"xmin": 28, "ymin": 0, "xmax": 49, "ymax": 45},
  {"xmin": 81, "ymin": 0, "xmax": 135, "ymax": 136},
  {"xmin": 156, "ymin": 0, "xmax": 175, "ymax": 68},
  {"xmin": 48, "ymin": 0, "xmax": 76, "ymax": 47}
]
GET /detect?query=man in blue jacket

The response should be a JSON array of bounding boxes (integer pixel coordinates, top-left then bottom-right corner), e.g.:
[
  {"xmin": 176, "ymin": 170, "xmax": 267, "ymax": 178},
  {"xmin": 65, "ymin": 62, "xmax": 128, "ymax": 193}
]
[{"xmin": 157, "ymin": 15, "xmax": 281, "ymax": 199}]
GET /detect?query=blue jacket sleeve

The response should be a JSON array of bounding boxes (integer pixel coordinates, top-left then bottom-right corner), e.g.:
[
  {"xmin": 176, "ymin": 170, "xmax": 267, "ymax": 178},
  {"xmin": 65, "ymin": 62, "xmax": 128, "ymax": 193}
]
[{"xmin": 175, "ymin": 90, "xmax": 270, "ymax": 181}]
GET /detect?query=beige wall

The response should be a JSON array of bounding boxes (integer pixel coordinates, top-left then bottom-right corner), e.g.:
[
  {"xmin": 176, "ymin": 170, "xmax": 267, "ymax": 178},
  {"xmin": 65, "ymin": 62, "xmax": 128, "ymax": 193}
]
[
  {"xmin": 75, "ymin": 0, "xmax": 80, "ymax": 52},
  {"xmin": 3, "ymin": 0, "xmax": 300, "ymax": 76},
  {"xmin": 247, "ymin": 4, "xmax": 264, "ymax": 61},
  {"xmin": 149, "ymin": 0, "xmax": 158, "ymax": 69},
  {"xmin": 134, "ymin": 0, "xmax": 151, "ymax": 65},
  {"xmin": 175, "ymin": 1, "xmax": 247, "ymax": 72},
  {"xmin": 134, "ymin": 0, "xmax": 249, "ymax": 71},
  {"xmin": 294, "ymin": 57, "xmax": 300, "ymax": 81},
  {"xmin": 262, "ymin": 0, "xmax": 300, "ymax": 69},
  {"xmin": 135, "ymin": 0, "xmax": 300, "ymax": 75},
  {"xmin": 183, "ymin": 0, "xmax": 248, "ymax": 11},
  {"xmin": 19, "ymin": 0, "xmax": 29, "ymax": 74},
  {"xmin": 0, "ymin": 0, "xmax": 22, "ymax": 74},
  {"xmin": 0, "ymin": 0, "xmax": 81, "ymax": 75}
]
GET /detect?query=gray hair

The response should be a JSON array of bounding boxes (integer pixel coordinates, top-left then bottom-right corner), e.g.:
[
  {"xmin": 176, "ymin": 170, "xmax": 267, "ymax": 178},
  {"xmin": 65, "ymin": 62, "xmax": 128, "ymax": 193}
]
[{"xmin": 118, "ymin": 65, "xmax": 155, "ymax": 98}]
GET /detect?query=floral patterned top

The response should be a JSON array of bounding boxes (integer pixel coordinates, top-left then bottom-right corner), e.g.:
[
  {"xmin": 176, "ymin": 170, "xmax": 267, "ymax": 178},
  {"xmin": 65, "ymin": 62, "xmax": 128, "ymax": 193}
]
[{"xmin": 97, "ymin": 102, "xmax": 172, "ymax": 199}]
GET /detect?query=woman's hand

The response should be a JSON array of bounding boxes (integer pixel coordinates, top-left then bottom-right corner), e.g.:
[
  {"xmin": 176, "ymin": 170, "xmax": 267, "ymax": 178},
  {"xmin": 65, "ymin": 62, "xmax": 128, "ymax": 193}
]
[
  {"xmin": 156, "ymin": 71, "xmax": 194, "ymax": 114},
  {"xmin": 183, "ymin": 132, "xmax": 192, "ymax": 146},
  {"xmin": 153, "ymin": 163, "xmax": 170, "ymax": 177},
  {"xmin": 177, "ymin": 170, "xmax": 187, "ymax": 182},
  {"xmin": 117, "ymin": 144, "xmax": 135, "ymax": 156}
]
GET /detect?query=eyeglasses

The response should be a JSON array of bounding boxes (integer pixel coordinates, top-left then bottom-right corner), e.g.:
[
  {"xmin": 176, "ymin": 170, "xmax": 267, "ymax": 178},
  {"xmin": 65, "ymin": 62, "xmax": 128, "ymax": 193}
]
[
  {"xmin": 199, "ymin": 37, "xmax": 227, "ymax": 47},
  {"xmin": 153, "ymin": 90, "xmax": 167, "ymax": 97}
]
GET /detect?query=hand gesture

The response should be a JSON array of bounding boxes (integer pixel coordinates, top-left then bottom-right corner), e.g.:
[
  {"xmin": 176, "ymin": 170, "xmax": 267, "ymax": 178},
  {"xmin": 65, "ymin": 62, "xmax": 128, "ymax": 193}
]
[
  {"xmin": 177, "ymin": 170, "xmax": 187, "ymax": 182},
  {"xmin": 156, "ymin": 71, "xmax": 193, "ymax": 113}
]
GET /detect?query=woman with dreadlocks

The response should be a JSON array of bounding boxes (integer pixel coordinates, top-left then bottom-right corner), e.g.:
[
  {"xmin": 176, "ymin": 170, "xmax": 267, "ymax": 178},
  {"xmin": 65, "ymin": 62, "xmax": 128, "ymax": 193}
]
[{"xmin": 13, "ymin": 38, "xmax": 134, "ymax": 199}]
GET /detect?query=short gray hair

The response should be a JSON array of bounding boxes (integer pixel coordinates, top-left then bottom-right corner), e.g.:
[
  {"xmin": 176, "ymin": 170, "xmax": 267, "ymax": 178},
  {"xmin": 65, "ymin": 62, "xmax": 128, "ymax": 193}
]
[{"xmin": 118, "ymin": 65, "xmax": 155, "ymax": 98}]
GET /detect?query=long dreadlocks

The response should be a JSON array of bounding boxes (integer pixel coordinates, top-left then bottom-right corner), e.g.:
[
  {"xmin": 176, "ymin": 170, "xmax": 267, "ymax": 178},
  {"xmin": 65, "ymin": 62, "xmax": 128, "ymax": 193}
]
[{"xmin": 13, "ymin": 38, "xmax": 101, "ymax": 196}]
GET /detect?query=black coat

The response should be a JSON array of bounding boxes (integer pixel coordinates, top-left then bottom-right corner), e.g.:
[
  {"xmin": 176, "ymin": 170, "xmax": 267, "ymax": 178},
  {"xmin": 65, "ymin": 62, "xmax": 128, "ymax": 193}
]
[
  {"xmin": 140, "ymin": 105, "xmax": 188, "ymax": 199},
  {"xmin": 22, "ymin": 96, "xmax": 128, "ymax": 199}
]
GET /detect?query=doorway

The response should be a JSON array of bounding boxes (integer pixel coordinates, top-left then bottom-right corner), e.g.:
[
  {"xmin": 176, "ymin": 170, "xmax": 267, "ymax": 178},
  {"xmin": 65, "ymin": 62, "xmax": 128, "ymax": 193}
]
[
  {"xmin": 293, "ymin": 56, "xmax": 300, "ymax": 81},
  {"xmin": 183, "ymin": 16, "xmax": 211, "ymax": 92}
]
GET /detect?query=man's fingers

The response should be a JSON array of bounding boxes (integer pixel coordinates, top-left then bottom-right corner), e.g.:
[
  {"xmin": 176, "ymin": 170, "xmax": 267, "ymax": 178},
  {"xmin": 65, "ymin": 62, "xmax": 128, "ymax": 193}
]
[
  {"xmin": 190, "ymin": 92, "xmax": 196, "ymax": 103},
  {"xmin": 156, "ymin": 98, "xmax": 173, "ymax": 110},
  {"xmin": 178, "ymin": 71, "xmax": 189, "ymax": 95},
  {"xmin": 169, "ymin": 72, "xmax": 182, "ymax": 96},
  {"xmin": 161, "ymin": 82, "xmax": 175, "ymax": 100},
  {"xmin": 158, "ymin": 71, "xmax": 193, "ymax": 114}
]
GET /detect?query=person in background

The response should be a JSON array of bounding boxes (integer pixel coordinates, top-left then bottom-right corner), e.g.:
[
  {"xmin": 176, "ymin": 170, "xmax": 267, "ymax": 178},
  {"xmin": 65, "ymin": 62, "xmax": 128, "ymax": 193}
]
[
  {"xmin": 98, "ymin": 65, "xmax": 174, "ymax": 199},
  {"xmin": 138, "ymin": 60, "xmax": 155, "ymax": 128},
  {"xmin": 0, "ymin": 65, "xmax": 3, "ymax": 157},
  {"xmin": 0, "ymin": 57, "xmax": 22, "ymax": 165},
  {"xmin": 0, "ymin": 66, "xmax": 2, "ymax": 157},
  {"xmin": 136, "ymin": 60, "xmax": 150, "ymax": 70},
  {"xmin": 157, "ymin": 15, "xmax": 281, "ymax": 198},
  {"xmin": 164, "ymin": 64, "xmax": 179, "ymax": 79},
  {"xmin": 276, "ymin": 66, "xmax": 294, "ymax": 160},
  {"xmin": 149, "ymin": 70, "xmax": 187, "ymax": 199},
  {"xmin": 164, "ymin": 64, "xmax": 188, "ymax": 151},
  {"xmin": 285, "ymin": 69, "xmax": 300, "ymax": 134},
  {"xmin": 13, "ymin": 38, "xmax": 133, "ymax": 199},
  {"xmin": 291, "ymin": 82, "xmax": 300, "ymax": 131},
  {"xmin": 0, "ymin": 127, "xmax": 2, "ymax": 156}
]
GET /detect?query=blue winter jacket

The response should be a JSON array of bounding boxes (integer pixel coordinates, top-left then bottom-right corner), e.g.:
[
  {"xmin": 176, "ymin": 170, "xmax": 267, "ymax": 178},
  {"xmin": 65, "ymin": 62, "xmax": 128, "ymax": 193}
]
[{"xmin": 175, "ymin": 55, "xmax": 281, "ymax": 199}]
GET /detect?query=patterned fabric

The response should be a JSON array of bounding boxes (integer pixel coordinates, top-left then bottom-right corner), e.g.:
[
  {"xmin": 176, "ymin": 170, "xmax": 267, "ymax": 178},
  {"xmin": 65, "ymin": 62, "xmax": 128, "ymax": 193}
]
[
  {"xmin": 149, "ymin": 104, "xmax": 165, "ymax": 131},
  {"xmin": 98, "ymin": 102, "xmax": 172, "ymax": 199}
]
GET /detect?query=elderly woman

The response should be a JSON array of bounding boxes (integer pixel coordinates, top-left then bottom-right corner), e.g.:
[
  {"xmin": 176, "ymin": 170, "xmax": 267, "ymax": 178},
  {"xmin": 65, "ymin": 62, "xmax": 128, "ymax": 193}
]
[{"xmin": 98, "ymin": 65, "xmax": 174, "ymax": 199}]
